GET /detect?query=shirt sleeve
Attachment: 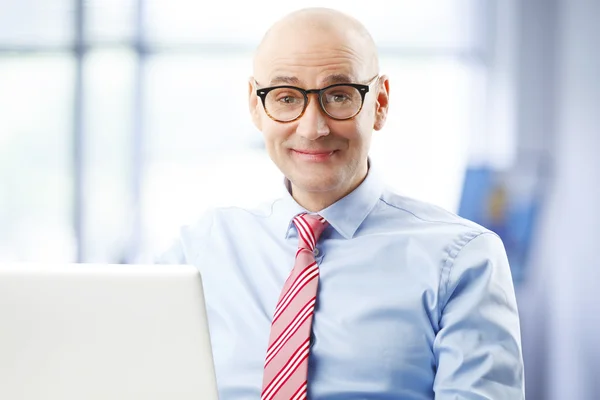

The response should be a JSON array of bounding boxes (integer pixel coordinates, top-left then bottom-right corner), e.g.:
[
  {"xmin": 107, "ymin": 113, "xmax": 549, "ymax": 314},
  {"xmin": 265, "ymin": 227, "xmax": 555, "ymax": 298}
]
[
  {"xmin": 433, "ymin": 232, "xmax": 525, "ymax": 399},
  {"xmin": 153, "ymin": 236, "xmax": 186, "ymax": 265}
]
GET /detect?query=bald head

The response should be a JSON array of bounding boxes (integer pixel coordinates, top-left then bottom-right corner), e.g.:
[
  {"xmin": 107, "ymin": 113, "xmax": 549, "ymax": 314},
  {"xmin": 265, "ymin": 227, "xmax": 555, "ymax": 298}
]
[
  {"xmin": 247, "ymin": 8, "xmax": 391, "ymax": 211},
  {"xmin": 253, "ymin": 7, "xmax": 379, "ymax": 81}
]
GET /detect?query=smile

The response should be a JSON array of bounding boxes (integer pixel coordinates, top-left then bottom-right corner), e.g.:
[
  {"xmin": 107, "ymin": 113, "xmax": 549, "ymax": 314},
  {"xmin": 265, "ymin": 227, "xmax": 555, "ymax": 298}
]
[{"xmin": 290, "ymin": 149, "xmax": 337, "ymax": 162}]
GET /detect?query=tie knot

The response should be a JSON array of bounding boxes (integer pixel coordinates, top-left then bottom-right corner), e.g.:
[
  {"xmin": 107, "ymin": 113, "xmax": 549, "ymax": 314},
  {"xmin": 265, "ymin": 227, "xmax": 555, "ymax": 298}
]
[{"xmin": 292, "ymin": 213, "xmax": 328, "ymax": 251}]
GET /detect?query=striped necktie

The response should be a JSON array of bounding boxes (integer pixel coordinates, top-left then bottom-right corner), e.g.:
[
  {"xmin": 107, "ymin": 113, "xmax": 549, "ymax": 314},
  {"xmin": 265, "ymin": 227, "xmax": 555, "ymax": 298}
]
[{"xmin": 261, "ymin": 213, "xmax": 328, "ymax": 400}]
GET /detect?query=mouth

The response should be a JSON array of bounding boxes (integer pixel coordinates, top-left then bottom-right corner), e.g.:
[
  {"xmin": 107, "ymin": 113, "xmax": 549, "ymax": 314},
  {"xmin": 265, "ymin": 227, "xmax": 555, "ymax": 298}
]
[{"xmin": 290, "ymin": 149, "xmax": 337, "ymax": 162}]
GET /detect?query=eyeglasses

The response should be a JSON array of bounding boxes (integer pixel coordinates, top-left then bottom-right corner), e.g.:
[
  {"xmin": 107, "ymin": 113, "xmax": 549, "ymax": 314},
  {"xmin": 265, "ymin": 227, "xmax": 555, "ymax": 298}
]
[{"xmin": 255, "ymin": 75, "xmax": 379, "ymax": 123}]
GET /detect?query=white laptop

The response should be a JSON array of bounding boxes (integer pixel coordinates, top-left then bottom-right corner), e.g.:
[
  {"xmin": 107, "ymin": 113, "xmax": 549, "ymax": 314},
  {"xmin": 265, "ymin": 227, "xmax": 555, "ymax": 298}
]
[{"xmin": 0, "ymin": 263, "xmax": 219, "ymax": 400}]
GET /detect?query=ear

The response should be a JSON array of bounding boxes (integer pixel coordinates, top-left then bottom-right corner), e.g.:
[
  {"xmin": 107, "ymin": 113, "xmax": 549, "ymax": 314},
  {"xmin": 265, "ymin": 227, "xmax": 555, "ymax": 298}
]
[
  {"xmin": 248, "ymin": 77, "xmax": 262, "ymax": 131},
  {"xmin": 373, "ymin": 75, "xmax": 390, "ymax": 131}
]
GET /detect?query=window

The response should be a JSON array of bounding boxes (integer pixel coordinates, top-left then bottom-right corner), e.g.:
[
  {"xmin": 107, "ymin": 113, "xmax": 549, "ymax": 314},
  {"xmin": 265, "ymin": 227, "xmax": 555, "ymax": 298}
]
[{"xmin": 0, "ymin": 55, "xmax": 75, "ymax": 261}]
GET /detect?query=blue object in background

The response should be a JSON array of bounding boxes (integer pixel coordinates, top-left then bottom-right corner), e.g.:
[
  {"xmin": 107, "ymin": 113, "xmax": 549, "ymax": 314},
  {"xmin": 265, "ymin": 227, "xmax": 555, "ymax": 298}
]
[{"xmin": 458, "ymin": 162, "xmax": 546, "ymax": 285}]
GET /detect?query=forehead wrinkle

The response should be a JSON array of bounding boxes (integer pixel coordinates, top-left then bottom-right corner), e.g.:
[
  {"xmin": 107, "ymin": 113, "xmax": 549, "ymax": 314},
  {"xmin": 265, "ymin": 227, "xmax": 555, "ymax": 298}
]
[
  {"xmin": 264, "ymin": 54, "xmax": 363, "ymax": 81},
  {"xmin": 269, "ymin": 45, "xmax": 366, "ymax": 65},
  {"xmin": 261, "ymin": 55, "xmax": 360, "ymax": 87}
]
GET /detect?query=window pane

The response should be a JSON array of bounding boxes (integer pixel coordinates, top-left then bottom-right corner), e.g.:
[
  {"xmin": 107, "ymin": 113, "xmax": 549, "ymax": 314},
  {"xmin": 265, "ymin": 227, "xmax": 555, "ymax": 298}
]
[
  {"xmin": 82, "ymin": 49, "xmax": 136, "ymax": 262},
  {"xmin": 144, "ymin": 0, "xmax": 484, "ymax": 51},
  {"xmin": 140, "ymin": 53, "xmax": 273, "ymax": 257},
  {"xmin": 85, "ymin": 0, "xmax": 136, "ymax": 43},
  {"xmin": 0, "ymin": 0, "xmax": 73, "ymax": 46},
  {"xmin": 0, "ymin": 55, "xmax": 75, "ymax": 261},
  {"xmin": 144, "ymin": 53, "xmax": 258, "ymax": 160}
]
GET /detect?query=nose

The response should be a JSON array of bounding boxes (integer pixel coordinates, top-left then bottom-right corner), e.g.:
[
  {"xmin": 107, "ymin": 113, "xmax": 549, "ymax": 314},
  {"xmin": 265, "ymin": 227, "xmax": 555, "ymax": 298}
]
[{"xmin": 295, "ymin": 94, "xmax": 330, "ymax": 140}]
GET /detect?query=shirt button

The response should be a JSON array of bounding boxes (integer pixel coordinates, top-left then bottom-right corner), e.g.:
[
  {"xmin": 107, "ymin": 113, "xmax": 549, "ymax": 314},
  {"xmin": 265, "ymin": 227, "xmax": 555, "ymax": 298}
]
[{"xmin": 313, "ymin": 248, "xmax": 320, "ymax": 257}]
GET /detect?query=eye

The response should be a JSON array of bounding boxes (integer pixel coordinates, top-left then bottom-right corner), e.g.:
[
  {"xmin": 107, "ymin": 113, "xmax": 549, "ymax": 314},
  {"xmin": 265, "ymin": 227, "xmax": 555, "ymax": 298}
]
[
  {"xmin": 330, "ymin": 93, "xmax": 350, "ymax": 102},
  {"xmin": 275, "ymin": 92, "xmax": 303, "ymax": 104},
  {"xmin": 278, "ymin": 96, "xmax": 298, "ymax": 104},
  {"xmin": 324, "ymin": 91, "xmax": 353, "ymax": 104}
]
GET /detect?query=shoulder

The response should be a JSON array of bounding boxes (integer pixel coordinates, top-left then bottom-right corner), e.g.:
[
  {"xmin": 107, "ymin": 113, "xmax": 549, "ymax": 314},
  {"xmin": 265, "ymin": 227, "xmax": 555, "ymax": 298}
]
[
  {"xmin": 371, "ymin": 187, "xmax": 504, "ymax": 266},
  {"xmin": 159, "ymin": 198, "xmax": 281, "ymax": 264},
  {"xmin": 180, "ymin": 197, "xmax": 282, "ymax": 241},
  {"xmin": 374, "ymin": 189, "xmax": 513, "ymax": 303},
  {"xmin": 377, "ymin": 188, "xmax": 487, "ymax": 233}
]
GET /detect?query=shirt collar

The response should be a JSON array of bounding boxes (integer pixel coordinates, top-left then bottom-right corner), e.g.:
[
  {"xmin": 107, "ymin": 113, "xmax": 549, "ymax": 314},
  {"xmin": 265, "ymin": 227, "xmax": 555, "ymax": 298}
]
[{"xmin": 273, "ymin": 158, "xmax": 384, "ymax": 240}]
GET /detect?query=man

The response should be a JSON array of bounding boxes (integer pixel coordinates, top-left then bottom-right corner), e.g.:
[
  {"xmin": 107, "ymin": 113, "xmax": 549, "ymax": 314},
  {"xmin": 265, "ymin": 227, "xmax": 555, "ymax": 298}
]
[{"xmin": 159, "ymin": 7, "xmax": 525, "ymax": 399}]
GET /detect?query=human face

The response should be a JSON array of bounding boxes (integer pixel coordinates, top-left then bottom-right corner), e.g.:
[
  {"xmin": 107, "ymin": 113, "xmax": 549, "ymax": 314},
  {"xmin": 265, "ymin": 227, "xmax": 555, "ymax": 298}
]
[{"xmin": 250, "ymin": 23, "xmax": 389, "ymax": 210}]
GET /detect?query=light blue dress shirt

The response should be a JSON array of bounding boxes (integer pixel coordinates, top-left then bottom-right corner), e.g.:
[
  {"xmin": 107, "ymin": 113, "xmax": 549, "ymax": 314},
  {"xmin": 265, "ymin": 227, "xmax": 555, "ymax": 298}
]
[{"xmin": 158, "ymin": 163, "xmax": 525, "ymax": 399}]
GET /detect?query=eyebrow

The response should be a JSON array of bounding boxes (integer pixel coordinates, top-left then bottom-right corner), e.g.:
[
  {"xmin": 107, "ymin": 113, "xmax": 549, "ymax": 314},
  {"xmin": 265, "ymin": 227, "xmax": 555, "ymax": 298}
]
[
  {"xmin": 321, "ymin": 74, "xmax": 356, "ymax": 86},
  {"xmin": 269, "ymin": 76, "xmax": 302, "ymax": 86},
  {"xmin": 267, "ymin": 73, "xmax": 357, "ymax": 88}
]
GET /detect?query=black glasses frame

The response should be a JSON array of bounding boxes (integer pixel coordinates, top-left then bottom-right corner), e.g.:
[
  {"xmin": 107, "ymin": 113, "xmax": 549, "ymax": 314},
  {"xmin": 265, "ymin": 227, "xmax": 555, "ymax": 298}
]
[{"xmin": 255, "ymin": 76, "xmax": 379, "ymax": 123}]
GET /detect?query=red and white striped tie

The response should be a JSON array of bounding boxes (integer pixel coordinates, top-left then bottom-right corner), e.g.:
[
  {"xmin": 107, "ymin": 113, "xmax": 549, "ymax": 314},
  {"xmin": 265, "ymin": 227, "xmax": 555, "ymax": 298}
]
[{"xmin": 261, "ymin": 213, "xmax": 328, "ymax": 400}]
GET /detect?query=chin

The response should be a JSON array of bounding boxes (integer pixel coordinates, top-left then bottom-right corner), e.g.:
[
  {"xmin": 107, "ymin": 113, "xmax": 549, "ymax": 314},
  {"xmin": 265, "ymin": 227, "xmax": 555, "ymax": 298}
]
[{"xmin": 290, "ymin": 173, "xmax": 343, "ymax": 193}]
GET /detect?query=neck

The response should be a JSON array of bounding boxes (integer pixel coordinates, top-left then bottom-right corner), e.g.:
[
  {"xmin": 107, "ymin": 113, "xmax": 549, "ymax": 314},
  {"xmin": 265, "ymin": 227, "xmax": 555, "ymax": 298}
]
[{"xmin": 290, "ymin": 164, "xmax": 368, "ymax": 212}]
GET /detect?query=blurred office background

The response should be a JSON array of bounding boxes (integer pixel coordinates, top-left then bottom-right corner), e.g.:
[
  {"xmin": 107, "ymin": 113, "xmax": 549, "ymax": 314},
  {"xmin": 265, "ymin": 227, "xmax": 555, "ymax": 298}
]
[{"xmin": 0, "ymin": 0, "xmax": 598, "ymax": 398}]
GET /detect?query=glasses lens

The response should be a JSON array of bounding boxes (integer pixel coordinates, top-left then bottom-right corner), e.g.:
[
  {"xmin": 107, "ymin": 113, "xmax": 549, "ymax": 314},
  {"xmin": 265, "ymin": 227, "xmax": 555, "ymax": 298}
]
[
  {"xmin": 265, "ymin": 88, "xmax": 305, "ymax": 122},
  {"xmin": 321, "ymin": 85, "xmax": 363, "ymax": 119}
]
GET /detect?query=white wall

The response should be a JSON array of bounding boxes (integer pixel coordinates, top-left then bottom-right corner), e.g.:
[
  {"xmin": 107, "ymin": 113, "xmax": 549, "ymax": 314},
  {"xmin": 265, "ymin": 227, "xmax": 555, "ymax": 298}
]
[
  {"xmin": 547, "ymin": 0, "xmax": 600, "ymax": 398},
  {"xmin": 513, "ymin": 1, "xmax": 557, "ymax": 399},
  {"xmin": 515, "ymin": 0, "xmax": 600, "ymax": 399}
]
